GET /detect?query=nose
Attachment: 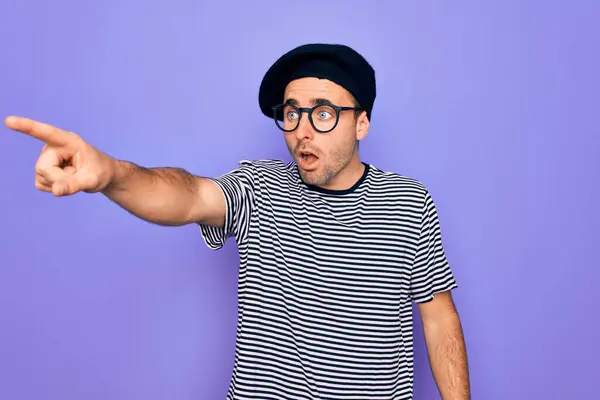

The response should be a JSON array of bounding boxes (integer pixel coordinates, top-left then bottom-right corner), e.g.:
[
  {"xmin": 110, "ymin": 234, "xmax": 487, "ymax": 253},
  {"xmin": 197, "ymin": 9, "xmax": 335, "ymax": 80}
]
[{"xmin": 294, "ymin": 113, "xmax": 314, "ymax": 141}]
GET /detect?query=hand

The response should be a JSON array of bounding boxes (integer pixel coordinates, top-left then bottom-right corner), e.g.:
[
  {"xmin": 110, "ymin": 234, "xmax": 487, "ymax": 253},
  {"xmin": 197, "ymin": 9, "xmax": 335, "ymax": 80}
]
[{"xmin": 5, "ymin": 116, "xmax": 116, "ymax": 196}]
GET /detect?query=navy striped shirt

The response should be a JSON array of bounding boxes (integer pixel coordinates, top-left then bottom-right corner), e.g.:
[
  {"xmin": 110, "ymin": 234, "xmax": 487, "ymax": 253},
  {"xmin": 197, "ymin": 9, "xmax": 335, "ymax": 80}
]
[{"xmin": 200, "ymin": 159, "xmax": 458, "ymax": 400}]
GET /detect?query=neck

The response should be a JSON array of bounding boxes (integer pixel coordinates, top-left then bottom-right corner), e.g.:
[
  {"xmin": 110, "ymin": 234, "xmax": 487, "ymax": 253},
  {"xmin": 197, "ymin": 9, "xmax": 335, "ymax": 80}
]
[{"xmin": 320, "ymin": 154, "xmax": 365, "ymax": 191}]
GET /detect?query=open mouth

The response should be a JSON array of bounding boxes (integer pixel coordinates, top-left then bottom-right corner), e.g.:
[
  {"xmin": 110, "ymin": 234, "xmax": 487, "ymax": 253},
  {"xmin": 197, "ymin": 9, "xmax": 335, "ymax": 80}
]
[{"xmin": 298, "ymin": 150, "xmax": 319, "ymax": 168}]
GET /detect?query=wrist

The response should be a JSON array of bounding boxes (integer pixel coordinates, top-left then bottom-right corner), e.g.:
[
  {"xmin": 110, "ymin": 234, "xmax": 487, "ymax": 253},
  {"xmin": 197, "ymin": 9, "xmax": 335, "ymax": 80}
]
[{"xmin": 101, "ymin": 158, "xmax": 128, "ymax": 194}]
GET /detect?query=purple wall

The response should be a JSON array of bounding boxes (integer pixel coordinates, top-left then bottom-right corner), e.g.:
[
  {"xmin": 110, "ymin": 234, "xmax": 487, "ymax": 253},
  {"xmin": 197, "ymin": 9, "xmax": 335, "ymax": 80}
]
[{"xmin": 1, "ymin": 1, "xmax": 598, "ymax": 399}]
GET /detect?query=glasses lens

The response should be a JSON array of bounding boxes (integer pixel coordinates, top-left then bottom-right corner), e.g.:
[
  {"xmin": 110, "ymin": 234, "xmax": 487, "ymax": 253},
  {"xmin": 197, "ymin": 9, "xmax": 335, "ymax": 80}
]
[
  {"xmin": 310, "ymin": 105, "xmax": 338, "ymax": 132},
  {"xmin": 274, "ymin": 104, "xmax": 299, "ymax": 132}
]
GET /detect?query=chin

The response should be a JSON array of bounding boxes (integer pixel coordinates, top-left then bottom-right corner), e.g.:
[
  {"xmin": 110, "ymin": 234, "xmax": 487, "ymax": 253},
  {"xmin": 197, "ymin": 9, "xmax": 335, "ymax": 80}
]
[
  {"xmin": 299, "ymin": 168, "xmax": 334, "ymax": 187},
  {"xmin": 299, "ymin": 169, "xmax": 321, "ymax": 185}
]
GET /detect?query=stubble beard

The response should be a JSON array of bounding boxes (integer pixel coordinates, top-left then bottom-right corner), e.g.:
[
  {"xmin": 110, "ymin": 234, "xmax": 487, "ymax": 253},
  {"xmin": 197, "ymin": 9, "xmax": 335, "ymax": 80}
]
[{"xmin": 292, "ymin": 139, "xmax": 358, "ymax": 187}]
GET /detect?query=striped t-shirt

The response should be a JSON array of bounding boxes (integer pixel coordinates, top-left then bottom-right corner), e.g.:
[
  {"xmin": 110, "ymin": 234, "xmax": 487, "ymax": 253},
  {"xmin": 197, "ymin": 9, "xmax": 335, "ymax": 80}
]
[{"xmin": 199, "ymin": 159, "xmax": 458, "ymax": 400}]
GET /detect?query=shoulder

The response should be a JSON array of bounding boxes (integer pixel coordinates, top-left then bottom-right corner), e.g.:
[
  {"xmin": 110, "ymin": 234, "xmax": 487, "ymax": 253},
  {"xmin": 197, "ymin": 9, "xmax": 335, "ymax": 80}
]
[
  {"xmin": 230, "ymin": 159, "xmax": 297, "ymax": 186},
  {"xmin": 364, "ymin": 166, "xmax": 442, "ymax": 223},
  {"xmin": 366, "ymin": 164, "xmax": 429, "ymax": 197}
]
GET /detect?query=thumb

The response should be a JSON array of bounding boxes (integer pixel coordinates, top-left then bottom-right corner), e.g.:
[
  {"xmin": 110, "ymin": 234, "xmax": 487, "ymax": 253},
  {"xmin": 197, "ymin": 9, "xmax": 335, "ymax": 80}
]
[{"xmin": 52, "ymin": 173, "xmax": 83, "ymax": 196}]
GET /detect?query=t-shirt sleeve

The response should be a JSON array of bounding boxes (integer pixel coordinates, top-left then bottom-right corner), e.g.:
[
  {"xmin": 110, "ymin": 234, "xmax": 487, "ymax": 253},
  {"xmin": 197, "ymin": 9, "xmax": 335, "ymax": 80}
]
[
  {"xmin": 198, "ymin": 161, "xmax": 256, "ymax": 250},
  {"xmin": 410, "ymin": 189, "xmax": 458, "ymax": 303}
]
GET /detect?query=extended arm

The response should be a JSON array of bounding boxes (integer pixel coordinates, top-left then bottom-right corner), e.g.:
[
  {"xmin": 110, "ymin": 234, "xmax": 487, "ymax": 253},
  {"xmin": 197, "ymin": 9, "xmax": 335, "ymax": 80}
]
[
  {"xmin": 5, "ymin": 116, "xmax": 227, "ymax": 228},
  {"xmin": 103, "ymin": 160, "xmax": 226, "ymax": 227}
]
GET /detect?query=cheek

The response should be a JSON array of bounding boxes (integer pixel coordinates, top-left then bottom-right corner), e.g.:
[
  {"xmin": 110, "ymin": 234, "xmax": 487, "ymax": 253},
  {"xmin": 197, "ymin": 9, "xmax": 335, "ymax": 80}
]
[
  {"xmin": 284, "ymin": 134, "xmax": 297, "ymax": 149},
  {"xmin": 329, "ymin": 128, "xmax": 356, "ymax": 152},
  {"xmin": 316, "ymin": 136, "xmax": 341, "ymax": 161}
]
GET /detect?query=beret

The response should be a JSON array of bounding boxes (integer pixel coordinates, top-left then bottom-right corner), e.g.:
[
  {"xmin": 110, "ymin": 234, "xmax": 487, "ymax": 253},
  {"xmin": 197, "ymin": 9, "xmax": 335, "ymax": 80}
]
[{"xmin": 258, "ymin": 43, "xmax": 377, "ymax": 121}]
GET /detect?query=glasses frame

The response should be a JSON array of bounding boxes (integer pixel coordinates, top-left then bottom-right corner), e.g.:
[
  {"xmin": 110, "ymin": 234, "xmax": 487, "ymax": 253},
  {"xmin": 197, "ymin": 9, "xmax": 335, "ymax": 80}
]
[{"xmin": 271, "ymin": 102, "xmax": 362, "ymax": 134}]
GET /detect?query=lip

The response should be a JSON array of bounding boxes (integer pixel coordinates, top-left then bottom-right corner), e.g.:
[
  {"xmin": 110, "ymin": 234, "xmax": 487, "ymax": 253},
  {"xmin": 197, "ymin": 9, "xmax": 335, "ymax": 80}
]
[
  {"xmin": 297, "ymin": 149, "xmax": 317, "ymax": 158},
  {"xmin": 296, "ymin": 149, "xmax": 319, "ymax": 171}
]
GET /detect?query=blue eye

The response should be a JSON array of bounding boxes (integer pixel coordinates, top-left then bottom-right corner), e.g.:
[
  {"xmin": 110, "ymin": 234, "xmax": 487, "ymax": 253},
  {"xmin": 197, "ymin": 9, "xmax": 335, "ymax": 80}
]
[{"xmin": 317, "ymin": 111, "xmax": 331, "ymax": 120}]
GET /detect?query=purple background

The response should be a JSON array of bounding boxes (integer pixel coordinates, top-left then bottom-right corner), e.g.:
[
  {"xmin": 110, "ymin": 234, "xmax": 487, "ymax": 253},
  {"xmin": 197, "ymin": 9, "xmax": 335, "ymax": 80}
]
[{"xmin": 1, "ymin": 1, "xmax": 598, "ymax": 399}]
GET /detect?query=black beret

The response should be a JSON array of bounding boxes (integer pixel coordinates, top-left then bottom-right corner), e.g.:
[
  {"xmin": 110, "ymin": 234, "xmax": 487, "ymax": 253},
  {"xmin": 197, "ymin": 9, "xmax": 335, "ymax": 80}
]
[{"xmin": 258, "ymin": 43, "xmax": 377, "ymax": 121}]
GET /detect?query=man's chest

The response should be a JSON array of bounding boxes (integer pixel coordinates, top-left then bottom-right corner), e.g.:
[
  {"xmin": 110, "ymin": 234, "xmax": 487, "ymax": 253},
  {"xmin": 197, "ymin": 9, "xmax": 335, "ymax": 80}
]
[{"xmin": 246, "ymin": 194, "xmax": 419, "ymax": 297}]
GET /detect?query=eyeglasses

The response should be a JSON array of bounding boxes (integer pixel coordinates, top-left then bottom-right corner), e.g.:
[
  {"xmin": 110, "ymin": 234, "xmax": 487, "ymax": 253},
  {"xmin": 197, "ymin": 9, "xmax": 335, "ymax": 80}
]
[{"xmin": 272, "ymin": 102, "xmax": 362, "ymax": 133}]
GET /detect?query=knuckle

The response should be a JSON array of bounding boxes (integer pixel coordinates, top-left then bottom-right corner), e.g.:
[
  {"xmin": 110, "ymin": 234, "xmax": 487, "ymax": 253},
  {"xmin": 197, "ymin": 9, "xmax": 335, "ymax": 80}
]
[
  {"xmin": 35, "ymin": 165, "xmax": 49, "ymax": 178},
  {"xmin": 68, "ymin": 131, "xmax": 82, "ymax": 141},
  {"xmin": 36, "ymin": 175, "xmax": 49, "ymax": 185},
  {"xmin": 34, "ymin": 181, "xmax": 47, "ymax": 191}
]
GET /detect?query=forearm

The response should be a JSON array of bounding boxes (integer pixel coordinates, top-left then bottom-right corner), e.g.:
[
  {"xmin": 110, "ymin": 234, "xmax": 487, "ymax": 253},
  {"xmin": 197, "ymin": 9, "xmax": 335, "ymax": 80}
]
[
  {"xmin": 423, "ymin": 313, "xmax": 471, "ymax": 400},
  {"xmin": 101, "ymin": 160, "xmax": 202, "ymax": 226}
]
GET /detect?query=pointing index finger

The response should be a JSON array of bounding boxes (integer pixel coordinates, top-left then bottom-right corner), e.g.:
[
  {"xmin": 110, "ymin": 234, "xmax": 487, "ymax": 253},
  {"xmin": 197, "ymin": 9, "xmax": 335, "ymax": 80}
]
[{"xmin": 5, "ymin": 116, "xmax": 75, "ymax": 147}]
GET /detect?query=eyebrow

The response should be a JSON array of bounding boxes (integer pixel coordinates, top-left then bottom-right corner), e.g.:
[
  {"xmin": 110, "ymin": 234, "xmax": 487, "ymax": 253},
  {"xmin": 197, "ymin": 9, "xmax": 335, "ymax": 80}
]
[{"xmin": 284, "ymin": 98, "xmax": 334, "ymax": 106}]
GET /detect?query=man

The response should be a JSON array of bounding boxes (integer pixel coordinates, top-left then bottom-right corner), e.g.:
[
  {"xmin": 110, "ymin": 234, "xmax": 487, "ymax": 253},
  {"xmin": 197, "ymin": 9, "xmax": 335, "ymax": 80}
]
[{"xmin": 5, "ymin": 43, "xmax": 470, "ymax": 399}]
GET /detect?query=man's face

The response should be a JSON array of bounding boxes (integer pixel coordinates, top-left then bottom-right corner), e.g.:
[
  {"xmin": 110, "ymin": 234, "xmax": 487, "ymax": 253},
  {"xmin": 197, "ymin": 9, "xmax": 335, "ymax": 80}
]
[{"xmin": 282, "ymin": 77, "xmax": 368, "ymax": 188}]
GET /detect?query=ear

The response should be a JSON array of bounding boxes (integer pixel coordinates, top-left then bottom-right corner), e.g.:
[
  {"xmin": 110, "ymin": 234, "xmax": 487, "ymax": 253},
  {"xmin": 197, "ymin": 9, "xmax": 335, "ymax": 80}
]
[{"xmin": 355, "ymin": 111, "xmax": 370, "ymax": 141}]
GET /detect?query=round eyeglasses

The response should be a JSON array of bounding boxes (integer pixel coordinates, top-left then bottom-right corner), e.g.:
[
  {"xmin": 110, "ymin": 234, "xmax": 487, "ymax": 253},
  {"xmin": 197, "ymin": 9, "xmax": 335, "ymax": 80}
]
[{"xmin": 272, "ymin": 102, "xmax": 362, "ymax": 133}]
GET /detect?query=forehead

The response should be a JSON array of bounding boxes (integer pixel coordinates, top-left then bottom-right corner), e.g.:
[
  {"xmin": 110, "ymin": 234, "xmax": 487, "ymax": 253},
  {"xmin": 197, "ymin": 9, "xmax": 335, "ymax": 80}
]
[{"xmin": 283, "ymin": 77, "xmax": 352, "ymax": 104}]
